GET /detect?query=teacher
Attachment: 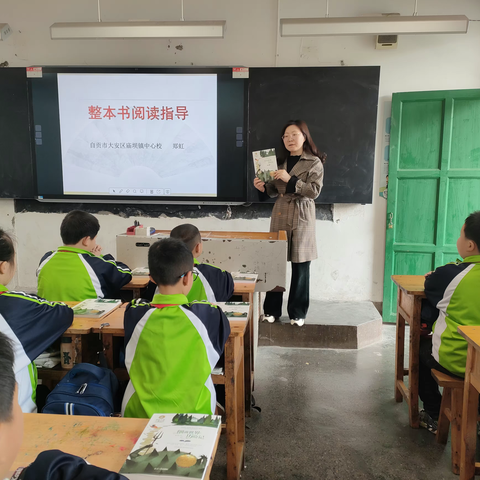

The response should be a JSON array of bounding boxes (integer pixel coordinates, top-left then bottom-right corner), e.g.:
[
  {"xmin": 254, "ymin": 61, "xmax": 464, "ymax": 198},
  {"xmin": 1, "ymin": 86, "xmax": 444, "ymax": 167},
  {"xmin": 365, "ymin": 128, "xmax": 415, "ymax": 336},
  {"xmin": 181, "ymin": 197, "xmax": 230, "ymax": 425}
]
[{"xmin": 253, "ymin": 120, "xmax": 326, "ymax": 327}]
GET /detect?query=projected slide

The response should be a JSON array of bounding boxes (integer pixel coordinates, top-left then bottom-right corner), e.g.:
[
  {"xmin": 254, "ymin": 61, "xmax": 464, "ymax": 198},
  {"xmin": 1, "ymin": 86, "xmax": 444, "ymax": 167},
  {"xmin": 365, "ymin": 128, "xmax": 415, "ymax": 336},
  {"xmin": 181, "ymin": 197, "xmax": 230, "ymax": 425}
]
[{"xmin": 57, "ymin": 73, "xmax": 217, "ymax": 197}]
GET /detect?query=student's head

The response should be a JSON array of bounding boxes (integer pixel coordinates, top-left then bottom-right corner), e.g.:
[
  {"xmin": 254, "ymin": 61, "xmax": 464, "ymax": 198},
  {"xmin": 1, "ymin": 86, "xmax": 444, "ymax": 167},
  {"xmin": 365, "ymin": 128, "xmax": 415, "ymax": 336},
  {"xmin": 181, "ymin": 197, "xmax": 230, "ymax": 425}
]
[
  {"xmin": 280, "ymin": 120, "xmax": 327, "ymax": 164},
  {"xmin": 0, "ymin": 228, "xmax": 16, "ymax": 286},
  {"xmin": 0, "ymin": 332, "xmax": 24, "ymax": 479},
  {"xmin": 148, "ymin": 238, "xmax": 194, "ymax": 295},
  {"xmin": 457, "ymin": 211, "xmax": 480, "ymax": 259},
  {"xmin": 170, "ymin": 224, "xmax": 203, "ymax": 258},
  {"xmin": 60, "ymin": 210, "xmax": 100, "ymax": 250}
]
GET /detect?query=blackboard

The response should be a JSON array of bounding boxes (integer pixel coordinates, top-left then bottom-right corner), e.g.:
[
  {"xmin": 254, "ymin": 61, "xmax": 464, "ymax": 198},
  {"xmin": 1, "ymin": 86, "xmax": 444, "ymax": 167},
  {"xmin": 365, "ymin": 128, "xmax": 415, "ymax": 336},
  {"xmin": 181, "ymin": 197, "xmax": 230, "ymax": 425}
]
[
  {"xmin": 247, "ymin": 66, "xmax": 380, "ymax": 204},
  {"xmin": 0, "ymin": 68, "xmax": 35, "ymax": 198},
  {"xmin": 0, "ymin": 66, "xmax": 379, "ymax": 204}
]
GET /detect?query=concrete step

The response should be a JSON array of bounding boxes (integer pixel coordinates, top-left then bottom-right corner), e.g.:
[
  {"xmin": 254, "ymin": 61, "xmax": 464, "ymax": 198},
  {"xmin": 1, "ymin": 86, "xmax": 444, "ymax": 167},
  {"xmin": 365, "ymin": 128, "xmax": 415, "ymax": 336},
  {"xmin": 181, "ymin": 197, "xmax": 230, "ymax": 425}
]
[{"xmin": 258, "ymin": 301, "xmax": 383, "ymax": 349}]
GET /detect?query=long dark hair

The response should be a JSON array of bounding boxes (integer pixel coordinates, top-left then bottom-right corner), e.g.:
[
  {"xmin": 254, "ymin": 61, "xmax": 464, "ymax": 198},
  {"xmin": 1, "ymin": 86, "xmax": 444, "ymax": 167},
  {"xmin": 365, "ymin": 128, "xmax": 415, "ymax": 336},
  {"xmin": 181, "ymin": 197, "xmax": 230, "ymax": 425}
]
[{"xmin": 280, "ymin": 120, "xmax": 327, "ymax": 164}]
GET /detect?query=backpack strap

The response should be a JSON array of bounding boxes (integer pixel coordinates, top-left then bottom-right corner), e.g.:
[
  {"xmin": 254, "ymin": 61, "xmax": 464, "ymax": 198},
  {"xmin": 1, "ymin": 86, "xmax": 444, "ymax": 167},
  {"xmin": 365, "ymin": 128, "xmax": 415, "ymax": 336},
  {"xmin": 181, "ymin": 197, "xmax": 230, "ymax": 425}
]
[{"xmin": 69, "ymin": 363, "xmax": 105, "ymax": 380}]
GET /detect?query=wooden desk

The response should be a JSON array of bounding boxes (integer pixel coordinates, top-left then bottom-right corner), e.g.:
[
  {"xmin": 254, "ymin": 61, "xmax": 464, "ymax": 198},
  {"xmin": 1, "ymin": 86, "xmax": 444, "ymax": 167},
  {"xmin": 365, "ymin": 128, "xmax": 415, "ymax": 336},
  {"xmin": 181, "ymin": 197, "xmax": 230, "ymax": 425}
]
[
  {"xmin": 231, "ymin": 281, "xmax": 256, "ymax": 417},
  {"xmin": 155, "ymin": 229, "xmax": 287, "ymax": 241},
  {"xmin": 39, "ymin": 307, "xmax": 247, "ymax": 480},
  {"xmin": 458, "ymin": 326, "xmax": 480, "ymax": 480},
  {"xmin": 121, "ymin": 276, "xmax": 150, "ymax": 298},
  {"xmin": 391, "ymin": 275, "xmax": 426, "ymax": 428},
  {"xmin": 12, "ymin": 414, "xmax": 147, "ymax": 472},
  {"xmin": 98, "ymin": 309, "xmax": 248, "ymax": 480},
  {"xmin": 60, "ymin": 301, "xmax": 121, "ymax": 366},
  {"xmin": 11, "ymin": 414, "xmax": 220, "ymax": 479},
  {"xmin": 122, "ymin": 277, "xmax": 256, "ymax": 299},
  {"xmin": 212, "ymin": 318, "xmax": 246, "ymax": 480}
]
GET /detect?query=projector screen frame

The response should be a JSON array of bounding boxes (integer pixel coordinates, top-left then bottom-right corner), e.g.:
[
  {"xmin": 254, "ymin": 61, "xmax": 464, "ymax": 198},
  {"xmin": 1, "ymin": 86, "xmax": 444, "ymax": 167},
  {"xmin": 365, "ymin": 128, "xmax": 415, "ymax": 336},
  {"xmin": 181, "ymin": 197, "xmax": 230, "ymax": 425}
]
[{"xmin": 29, "ymin": 66, "xmax": 248, "ymax": 205}]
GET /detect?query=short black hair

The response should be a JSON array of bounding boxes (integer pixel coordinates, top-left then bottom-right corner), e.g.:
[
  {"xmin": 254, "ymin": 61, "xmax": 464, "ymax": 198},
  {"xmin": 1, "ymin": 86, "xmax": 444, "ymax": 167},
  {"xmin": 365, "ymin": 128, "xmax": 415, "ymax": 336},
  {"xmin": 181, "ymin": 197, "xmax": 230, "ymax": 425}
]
[
  {"xmin": 149, "ymin": 238, "xmax": 194, "ymax": 287},
  {"xmin": 0, "ymin": 332, "xmax": 16, "ymax": 422},
  {"xmin": 0, "ymin": 228, "xmax": 15, "ymax": 264},
  {"xmin": 60, "ymin": 210, "xmax": 100, "ymax": 245},
  {"xmin": 170, "ymin": 224, "xmax": 202, "ymax": 252},
  {"xmin": 465, "ymin": 211, "xmax": 480, "ymax": 251}
]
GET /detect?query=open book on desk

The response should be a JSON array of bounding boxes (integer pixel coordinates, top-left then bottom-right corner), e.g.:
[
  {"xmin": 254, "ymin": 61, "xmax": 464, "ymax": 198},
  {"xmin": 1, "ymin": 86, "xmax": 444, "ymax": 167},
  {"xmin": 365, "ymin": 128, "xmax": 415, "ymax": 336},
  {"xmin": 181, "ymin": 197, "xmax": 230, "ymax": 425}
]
[
  {"xmin": 216, "ymin": 301, "xmax": 249, "ymax": 319},
  {"xmin": 72, "ymin": 298, "xmax": 121, "ymax": 318},
  {"xmin": 119, "ymin": 413, "xmax": 221, "ymax": 479}
]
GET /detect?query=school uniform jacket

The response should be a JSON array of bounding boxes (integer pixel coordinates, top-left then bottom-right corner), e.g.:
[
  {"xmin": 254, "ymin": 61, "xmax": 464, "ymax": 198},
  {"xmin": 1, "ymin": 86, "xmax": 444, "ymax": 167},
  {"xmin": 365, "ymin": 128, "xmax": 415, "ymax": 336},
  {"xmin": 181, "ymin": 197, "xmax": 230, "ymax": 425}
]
[
  {"xmin": 0, "ymin": 285, "xmax": 73, "ymax": 413},
  {"xmin": 144, "ymin": 258, "xmax": 234, "ymax": 304},
  {"xmin": 426, "ymin": 255, "xmax": 480, "ymax": 376},
  {"xmin": 122, "ymin": 293, "xmax": 230, "ymax": 418},
  {"xmin": 265, "ymin": 152, "xmax": 324, "ymax": 263},
  {"xmin": 37, "ymin": 246, "xmax": 132, "ymax": 301},
  {"xmin": 189, "ymin": 258, "xmax": 234, "ymax": 303},
  {"xmin": 15, "ymin": 450, "xmax": 127, "ymax": 480}
]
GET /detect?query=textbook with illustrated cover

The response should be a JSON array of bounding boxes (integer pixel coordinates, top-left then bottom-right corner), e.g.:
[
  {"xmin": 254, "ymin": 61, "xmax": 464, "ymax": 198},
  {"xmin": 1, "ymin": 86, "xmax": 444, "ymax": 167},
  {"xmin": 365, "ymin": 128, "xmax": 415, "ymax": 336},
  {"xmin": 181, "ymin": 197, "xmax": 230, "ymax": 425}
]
[
  {"xmin": 72, "ymin": 298, "xmax": 121, "ymax": 318},
  {"xmin": 119, "ymin": 413, "xmax": 221, "ymax": 479},
  {"xmin": 252, "ymin": 148, "xmax": 277, "ymax": 183},
  {"xmin": 216, "ymin": 301, "xmax": 249, "ymax": 319}
]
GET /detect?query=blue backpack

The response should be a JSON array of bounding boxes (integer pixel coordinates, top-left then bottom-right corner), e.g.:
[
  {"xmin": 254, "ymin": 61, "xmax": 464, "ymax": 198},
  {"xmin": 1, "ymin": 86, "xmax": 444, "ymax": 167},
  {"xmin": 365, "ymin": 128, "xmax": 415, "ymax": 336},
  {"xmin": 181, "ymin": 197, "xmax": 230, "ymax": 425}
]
[{"xmin": 42, "ymin": 363, "xmax": 119, "ymax": 416}]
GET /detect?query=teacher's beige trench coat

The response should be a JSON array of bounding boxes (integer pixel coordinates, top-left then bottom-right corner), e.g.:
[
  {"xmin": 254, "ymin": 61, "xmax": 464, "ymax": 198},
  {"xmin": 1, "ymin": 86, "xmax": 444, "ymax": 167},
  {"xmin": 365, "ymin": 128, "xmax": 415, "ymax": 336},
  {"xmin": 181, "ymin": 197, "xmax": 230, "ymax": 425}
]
[{"xmin": 265, "ymin": 152, "xmax": 324, "ymax": 263}]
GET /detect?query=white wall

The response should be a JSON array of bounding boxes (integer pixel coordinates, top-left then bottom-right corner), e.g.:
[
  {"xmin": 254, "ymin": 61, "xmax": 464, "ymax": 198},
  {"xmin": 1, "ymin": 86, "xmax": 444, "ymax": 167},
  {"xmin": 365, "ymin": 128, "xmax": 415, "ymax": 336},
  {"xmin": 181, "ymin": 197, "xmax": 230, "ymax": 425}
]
[{"xmin": 1, "ymin": 0, "xmax": 480, "ymax": 301}]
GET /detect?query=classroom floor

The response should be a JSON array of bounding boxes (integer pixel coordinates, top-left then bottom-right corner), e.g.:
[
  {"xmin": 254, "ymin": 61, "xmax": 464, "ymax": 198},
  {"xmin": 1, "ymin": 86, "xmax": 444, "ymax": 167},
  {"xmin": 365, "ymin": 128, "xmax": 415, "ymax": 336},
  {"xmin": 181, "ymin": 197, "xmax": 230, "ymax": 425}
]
[{"xmin": 211, "ymin": 325, "xmax": 460, "ymax": 480}]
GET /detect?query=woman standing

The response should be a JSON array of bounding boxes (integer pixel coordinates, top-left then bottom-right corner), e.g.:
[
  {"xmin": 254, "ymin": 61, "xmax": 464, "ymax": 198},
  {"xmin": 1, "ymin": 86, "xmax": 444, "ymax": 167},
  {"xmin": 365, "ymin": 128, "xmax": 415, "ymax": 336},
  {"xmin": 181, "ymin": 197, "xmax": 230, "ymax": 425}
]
[{"xmin": 253, "ymin": 120, "xmax": 326, "ymax": 326}]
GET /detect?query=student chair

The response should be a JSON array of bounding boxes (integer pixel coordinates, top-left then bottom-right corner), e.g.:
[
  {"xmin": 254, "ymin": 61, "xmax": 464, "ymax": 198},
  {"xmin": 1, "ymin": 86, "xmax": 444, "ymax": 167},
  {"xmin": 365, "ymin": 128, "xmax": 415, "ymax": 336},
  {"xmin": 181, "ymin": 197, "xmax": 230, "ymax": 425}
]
[{"xmin": 431, "ymin": 369, "xmax": 464, "ymax": 474}]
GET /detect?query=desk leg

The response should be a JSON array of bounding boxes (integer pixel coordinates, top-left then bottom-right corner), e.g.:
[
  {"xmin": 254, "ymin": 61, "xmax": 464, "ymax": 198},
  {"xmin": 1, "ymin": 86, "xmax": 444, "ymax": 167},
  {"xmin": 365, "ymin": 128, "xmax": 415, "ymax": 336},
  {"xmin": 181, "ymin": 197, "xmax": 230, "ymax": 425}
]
[
  {"xmin": 133, "ymin": 288, "xmax": 141, "ymax": 299},
  {"xmin": 244, "ymin": 293, "xmax": 253, "ymax": 417},
  {"xmin": 237, "ymin": 340, "xmax": 246, "ymax": 470},
  {"xmin": 408, "ymin": 296, "xmax": 421, "ymax": 428},
  {"xmin": 394, "ymin": 291, "xmax": 405, "ymax": 403},
  {"xmin": 72, "ymin": 335, "xmax": 83, "ymax": 366},
  {"xmin": 460, "ymin": 345, "xmax": 478, "ymax": 480},
  {"xmin": 102, "ymin": 333, "xmax": 114, "ymax": 370},
  {"xmin": 224, "ymin": 336, "xmax": 245, "ymax": 480}
]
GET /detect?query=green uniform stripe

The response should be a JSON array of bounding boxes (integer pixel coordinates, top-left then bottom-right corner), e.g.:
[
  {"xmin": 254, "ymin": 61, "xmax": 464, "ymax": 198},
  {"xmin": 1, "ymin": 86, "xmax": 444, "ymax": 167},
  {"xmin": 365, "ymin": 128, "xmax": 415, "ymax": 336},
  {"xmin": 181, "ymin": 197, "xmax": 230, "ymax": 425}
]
[{"xmin": 28, "ymin": 362, "xmax": 37, "ymax": 405}]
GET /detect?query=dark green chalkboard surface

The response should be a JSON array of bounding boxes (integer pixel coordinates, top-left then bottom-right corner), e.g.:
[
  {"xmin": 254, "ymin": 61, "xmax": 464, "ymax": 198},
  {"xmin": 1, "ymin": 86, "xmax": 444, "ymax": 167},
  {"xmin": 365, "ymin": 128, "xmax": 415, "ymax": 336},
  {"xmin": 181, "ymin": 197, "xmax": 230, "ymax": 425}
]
[
  {"xmin": 247, "ymin": 66, "xmax": 380, "ymax": 204},
  {"xmin": 0, "ymin": 68, "xmax": 35, "ymax": 198}
]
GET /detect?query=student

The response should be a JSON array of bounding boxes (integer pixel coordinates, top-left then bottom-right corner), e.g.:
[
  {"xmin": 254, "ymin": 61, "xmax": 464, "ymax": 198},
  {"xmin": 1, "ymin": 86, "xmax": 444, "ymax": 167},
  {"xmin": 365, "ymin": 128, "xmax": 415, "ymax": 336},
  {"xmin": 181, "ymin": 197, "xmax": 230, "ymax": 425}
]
[
  {"xmin": 170, "ymin": 224, "xmax": 234, "ymax": 303},
  {"xmin": 0, "ymin": 228, "xmax": 73, "ymax": 413},
  {"xmin": 122, "ymin": 238, "xmax": 230, "ymax": 418},
  {"xmin": 0, "ymin": 333, "xmax": 127, "ymax": 480},
  {"xmin": 418, "ymin": 211, "xmax": 480, "ymax": 433},
  {"xmin": 37, "ymin": 210, "xmax": 132, "ymax": 301}
]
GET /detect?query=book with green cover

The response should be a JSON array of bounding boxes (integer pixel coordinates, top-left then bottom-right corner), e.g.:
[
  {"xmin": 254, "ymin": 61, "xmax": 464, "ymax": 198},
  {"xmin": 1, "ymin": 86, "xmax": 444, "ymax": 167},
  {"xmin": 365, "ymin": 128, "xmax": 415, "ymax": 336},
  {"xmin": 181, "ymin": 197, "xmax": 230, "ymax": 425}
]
[
  {"xmin": 252, "ymin": 148, "xmax": 277, "ymax": 183},
  {"xmin": 119, "ymin": 413, "xmax": 221, "ymax": 479},
  {"xmin": 72, "ymin": 298, "xmax": 121, "ymax": 318}
]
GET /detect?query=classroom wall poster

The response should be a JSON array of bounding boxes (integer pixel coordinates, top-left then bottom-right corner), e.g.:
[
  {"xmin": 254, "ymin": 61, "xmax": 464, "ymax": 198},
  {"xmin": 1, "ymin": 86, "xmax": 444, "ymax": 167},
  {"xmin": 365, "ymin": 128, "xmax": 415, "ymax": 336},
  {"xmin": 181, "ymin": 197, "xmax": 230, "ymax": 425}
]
[{"xmin": 379, "ymin": 101, "xmax": 391, "ymax": 200}]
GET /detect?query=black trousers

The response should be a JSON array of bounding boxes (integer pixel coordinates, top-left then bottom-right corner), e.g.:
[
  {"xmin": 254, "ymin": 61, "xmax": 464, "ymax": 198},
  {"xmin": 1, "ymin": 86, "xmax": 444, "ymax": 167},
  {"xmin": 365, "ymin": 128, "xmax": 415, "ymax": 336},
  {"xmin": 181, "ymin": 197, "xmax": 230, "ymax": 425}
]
[
  {"xmin": 418, "ymin": 336, "xmax": 463, "ymax": 419},
  {"xmin": 263, "ymin": 261, "xmax": 310, "ymax": 320}
]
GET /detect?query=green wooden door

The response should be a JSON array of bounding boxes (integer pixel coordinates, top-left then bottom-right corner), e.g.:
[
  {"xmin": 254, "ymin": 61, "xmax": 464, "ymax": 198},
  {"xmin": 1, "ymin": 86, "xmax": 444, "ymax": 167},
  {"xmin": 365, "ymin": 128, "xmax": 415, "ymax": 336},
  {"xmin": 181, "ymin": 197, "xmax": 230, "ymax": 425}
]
[{"xmin": 383, "ymin": 89, "xmax": 480, "ymax": 323}]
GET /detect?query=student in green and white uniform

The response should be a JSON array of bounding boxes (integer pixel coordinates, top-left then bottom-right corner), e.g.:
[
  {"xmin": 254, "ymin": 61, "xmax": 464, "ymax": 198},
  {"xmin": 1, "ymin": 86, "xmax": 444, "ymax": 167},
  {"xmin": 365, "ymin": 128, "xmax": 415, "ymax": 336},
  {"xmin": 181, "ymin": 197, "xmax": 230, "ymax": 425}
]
[
  {"xmin": 170, "ymin": 224, "xmax": 234, "ymax": 303},
  {"xmin": 418, "ymin": 211, "xmax": 480, "ymax": 433},
  {"xmin": 145, "ymin": 224, "xmax": 234, "ymax": 304},
  {"xmin": 122, "ymin": 238, "xmax": 230, "ymax": 418},
  {"xmin": 0, "ymin": 228, "xmax": 73, "ymax": 413},
  {"xmin": 37, "ymin": 210, "xmax": 132, "ymax": 301}
]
